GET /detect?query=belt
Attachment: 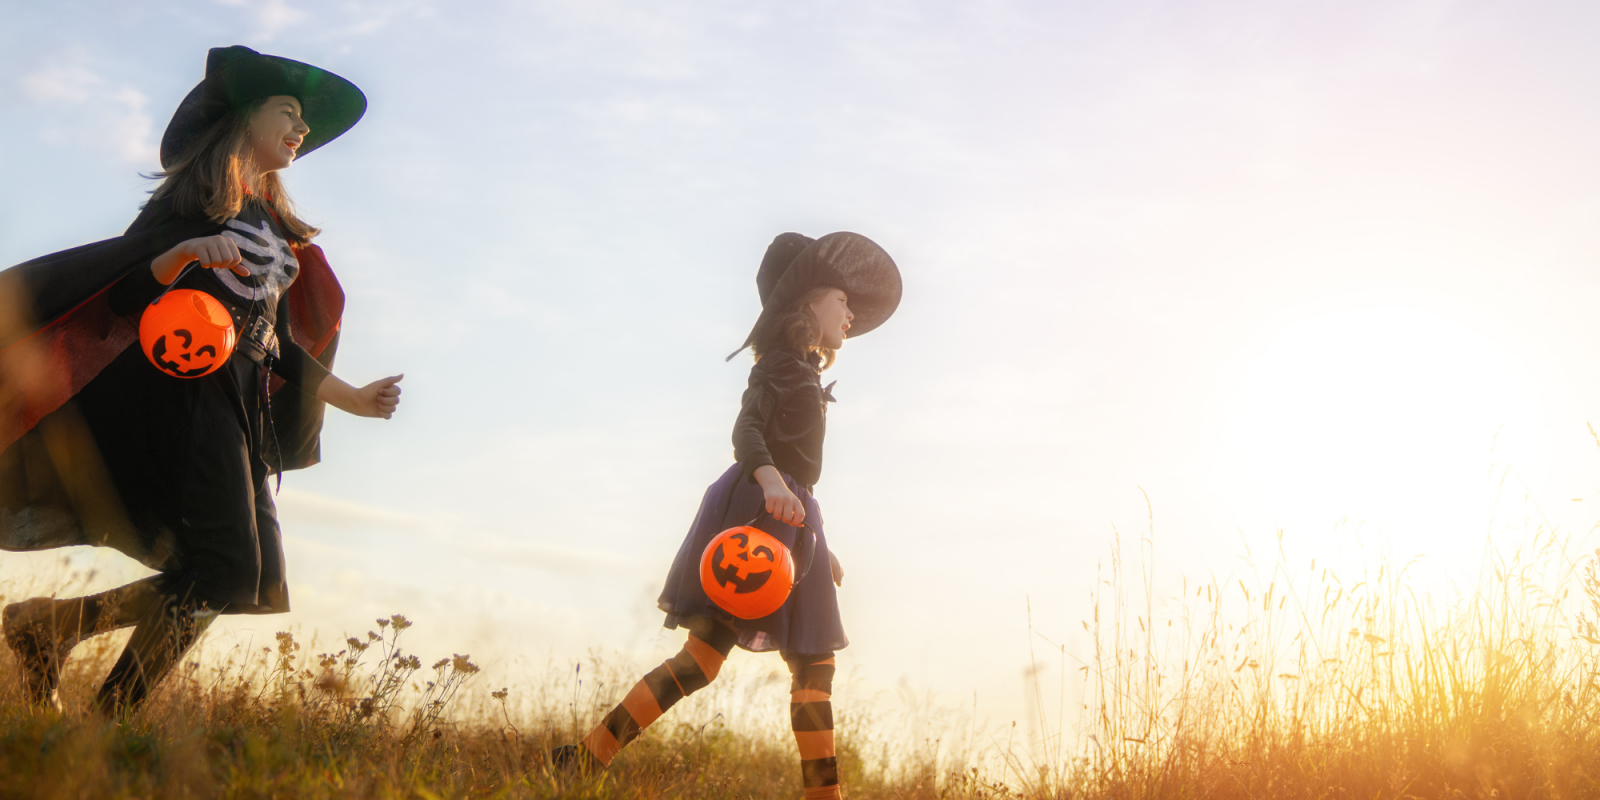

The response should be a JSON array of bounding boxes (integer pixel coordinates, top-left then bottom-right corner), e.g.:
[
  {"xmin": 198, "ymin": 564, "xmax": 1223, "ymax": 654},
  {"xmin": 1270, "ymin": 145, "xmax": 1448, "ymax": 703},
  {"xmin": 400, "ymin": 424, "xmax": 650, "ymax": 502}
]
[{"xmin": 234, "ymin": 314, "xmax": 280, "ymax": 364}]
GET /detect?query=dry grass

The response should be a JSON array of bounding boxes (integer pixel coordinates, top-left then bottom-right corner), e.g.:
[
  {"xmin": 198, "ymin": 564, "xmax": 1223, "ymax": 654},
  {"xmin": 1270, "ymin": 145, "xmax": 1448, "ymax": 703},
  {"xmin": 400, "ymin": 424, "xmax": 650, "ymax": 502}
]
[
  {"xmin": 1021, "ymin": 508, "xmax": 1600, "ymax": 800},
  {"xmin": 3, "ymin": 516, "xmax": 1600, "ymax": 798},
  {"xmin": 0, "ymin": 603, "xmax": 1011, "ymax": 799}
]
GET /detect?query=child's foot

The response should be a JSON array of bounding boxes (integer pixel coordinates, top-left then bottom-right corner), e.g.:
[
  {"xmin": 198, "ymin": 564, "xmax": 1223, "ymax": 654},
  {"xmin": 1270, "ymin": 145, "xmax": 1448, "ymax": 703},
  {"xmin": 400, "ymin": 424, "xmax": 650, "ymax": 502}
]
[
  {"xmin": 549, "ymin": 743, "xmax": 605, "ymax": 775},
  {"xmin": 2, "ymin": 598, "xmax": 74, "ymax": 712}
]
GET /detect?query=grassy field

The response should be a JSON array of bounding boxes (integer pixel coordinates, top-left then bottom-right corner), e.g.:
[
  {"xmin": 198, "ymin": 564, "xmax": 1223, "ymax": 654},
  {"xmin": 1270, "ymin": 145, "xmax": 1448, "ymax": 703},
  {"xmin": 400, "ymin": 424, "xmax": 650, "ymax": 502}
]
[
  {"xmin": 0, "ymin": 610, "xmax": 1008, "ymax": 799},
  {"xmin": 3, "ymin": 523, "xmax": 1600, "ymax": 798}
]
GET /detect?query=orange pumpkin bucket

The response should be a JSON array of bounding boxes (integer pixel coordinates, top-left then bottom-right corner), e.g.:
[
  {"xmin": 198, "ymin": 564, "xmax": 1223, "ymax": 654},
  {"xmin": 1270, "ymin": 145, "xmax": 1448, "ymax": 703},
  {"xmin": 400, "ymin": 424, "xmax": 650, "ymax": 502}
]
[
  {"xmin": 139, "ymin": 289, "xmax": 236, "ymax": 378},
  {"xmin": 699, "ymin": 518, "xmax": 817, "ymax": 620}
]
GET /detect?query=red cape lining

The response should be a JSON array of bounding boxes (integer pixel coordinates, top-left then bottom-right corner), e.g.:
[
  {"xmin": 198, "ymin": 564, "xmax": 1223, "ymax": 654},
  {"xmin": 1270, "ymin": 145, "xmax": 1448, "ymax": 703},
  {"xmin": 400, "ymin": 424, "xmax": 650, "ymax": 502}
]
[{"xmin": 0, "ymin": 244, "xmax": 344, "ymax": 452}]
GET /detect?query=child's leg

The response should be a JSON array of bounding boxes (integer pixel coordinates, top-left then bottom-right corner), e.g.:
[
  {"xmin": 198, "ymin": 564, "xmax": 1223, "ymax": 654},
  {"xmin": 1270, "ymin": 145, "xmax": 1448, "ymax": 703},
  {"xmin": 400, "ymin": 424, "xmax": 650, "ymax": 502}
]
[
  {"xmin": 568, "ymin": 616, "xmax": 739, "ymax": 770},
  {"xmin": 2, "ymin": 576, "xmax": 169, "ymax": 709},
  {"xmin": 92, "ymin": 587, "xmax": 215, "ymax": 716},
  {"xmin": 787, "ymin": 653, "xmax": 840, "ymax": 800}
]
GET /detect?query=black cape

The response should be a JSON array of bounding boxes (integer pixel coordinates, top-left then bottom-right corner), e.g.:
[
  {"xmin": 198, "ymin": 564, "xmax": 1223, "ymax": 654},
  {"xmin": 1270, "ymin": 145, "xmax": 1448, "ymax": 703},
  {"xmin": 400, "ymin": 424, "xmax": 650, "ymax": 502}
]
[{"xmin": 0, "ymin": 200, "xmax": 344, "ymax": 608}]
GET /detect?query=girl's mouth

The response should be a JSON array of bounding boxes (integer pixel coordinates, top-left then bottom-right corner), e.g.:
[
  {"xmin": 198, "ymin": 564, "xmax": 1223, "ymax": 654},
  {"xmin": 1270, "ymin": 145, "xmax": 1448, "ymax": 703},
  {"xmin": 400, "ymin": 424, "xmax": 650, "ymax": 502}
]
[{"xmin": 284, "ymin": 139, "xmax": 301, "ymax": 152}]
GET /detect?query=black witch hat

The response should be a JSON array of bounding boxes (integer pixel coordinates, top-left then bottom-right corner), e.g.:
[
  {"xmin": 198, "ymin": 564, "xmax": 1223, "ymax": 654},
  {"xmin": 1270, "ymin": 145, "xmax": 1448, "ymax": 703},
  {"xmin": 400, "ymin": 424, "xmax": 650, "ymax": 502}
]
[
  {"xmin": 160, "ymin": 46, "xmax": 367, "ymax": 169},
  {"xmin": 727, "ymin": 232, "xmax": 903, "ymax": 361}
]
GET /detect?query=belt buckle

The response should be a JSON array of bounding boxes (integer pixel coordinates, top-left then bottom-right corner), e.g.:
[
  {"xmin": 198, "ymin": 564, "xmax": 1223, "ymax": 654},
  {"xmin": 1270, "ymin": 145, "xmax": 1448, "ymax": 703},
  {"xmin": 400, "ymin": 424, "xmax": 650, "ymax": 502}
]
[{"xmin": 239, "ymin": 316, "xmax": 279, "ymax": 361}]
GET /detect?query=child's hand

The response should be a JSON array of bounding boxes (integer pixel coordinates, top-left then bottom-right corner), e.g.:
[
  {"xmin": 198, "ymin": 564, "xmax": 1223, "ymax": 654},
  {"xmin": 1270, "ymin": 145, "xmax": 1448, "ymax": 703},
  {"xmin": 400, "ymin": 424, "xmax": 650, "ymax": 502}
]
[
  {"xmin": 753, "ymin": 465, "xmax": 805, "ymax": 526},
  {"xmin": 349, "ymin": 374, "xmax": 403, "ymax": 419},
  {"xmin": 152, "ymin": 236, "xmax": 250, "ymax": 284},
  {"xmin": 829, "ymin": 551, "xmax": 843, "ymax": 587}
]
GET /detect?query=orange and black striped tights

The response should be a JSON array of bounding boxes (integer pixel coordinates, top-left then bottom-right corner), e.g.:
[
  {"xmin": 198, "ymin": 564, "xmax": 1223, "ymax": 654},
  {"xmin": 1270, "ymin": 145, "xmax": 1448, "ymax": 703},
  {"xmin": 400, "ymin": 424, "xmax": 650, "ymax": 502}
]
[{"xmin": 564, "ymin": 617, "xmax": 841, "ymax": 798}]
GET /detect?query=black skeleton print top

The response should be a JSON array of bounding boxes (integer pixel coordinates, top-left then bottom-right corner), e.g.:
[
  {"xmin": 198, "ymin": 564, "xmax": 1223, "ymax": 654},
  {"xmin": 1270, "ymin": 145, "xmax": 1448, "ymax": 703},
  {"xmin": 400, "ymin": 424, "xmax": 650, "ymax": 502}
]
[
  {"xmin": 732, "ymin": 348, "xmax": 836, "ymax": 490},
  {"xmin": 108, "ymin": 198, "xmax": 331, "ymax": 392}
]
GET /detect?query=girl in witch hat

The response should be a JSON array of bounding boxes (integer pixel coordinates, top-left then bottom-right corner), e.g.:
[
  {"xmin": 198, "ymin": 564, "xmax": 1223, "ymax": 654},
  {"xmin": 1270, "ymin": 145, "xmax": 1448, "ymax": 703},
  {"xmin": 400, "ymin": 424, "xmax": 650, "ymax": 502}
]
[
  {"xmin": 0, "ymin": 46, "xmax": 401, "ymax": 714},
  {"xmin": 553, "ymin": 232, "xmax": 902, "ymax": 799}
]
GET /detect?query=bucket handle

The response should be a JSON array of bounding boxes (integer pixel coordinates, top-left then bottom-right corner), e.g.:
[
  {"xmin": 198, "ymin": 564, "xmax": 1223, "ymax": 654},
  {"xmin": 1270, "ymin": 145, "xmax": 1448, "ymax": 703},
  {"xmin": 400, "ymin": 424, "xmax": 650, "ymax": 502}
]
[{"xmin": 744, "ymin": 511, "xmax": 817, "ymax": 584}]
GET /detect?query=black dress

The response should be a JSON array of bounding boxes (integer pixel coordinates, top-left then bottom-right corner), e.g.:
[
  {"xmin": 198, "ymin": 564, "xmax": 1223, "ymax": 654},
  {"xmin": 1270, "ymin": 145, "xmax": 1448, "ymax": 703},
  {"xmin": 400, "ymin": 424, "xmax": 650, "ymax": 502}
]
[
  {"xmin": 61, "ymin": 199, "xmax": 329, "ymax": 613},
  {"xmin": 656, "ymin": 349, "xmax": 847, "ymax": 657}
]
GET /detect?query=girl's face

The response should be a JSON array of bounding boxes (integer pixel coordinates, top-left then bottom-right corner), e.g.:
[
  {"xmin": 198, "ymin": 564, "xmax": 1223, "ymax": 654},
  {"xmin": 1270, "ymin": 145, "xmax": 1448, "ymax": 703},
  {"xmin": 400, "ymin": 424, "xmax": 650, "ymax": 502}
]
[
  {"xmin": 245, "ymin": 95, "xmax": 310, "ymax": 175},
  {"xmin": 808, "ymin": 288, "xmax": 853, "ymax": 349}
]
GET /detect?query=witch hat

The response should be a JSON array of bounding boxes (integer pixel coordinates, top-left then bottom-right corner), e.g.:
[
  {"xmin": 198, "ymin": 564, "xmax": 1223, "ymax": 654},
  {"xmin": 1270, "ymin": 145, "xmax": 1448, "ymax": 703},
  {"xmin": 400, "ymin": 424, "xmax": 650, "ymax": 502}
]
[
  {"xmin": 727, "ymin": 232, "xmax": 903, "ymax": 361},
  {"xmin": 160, "ymin": 46, "xmax": 367, "ymax": 168}
]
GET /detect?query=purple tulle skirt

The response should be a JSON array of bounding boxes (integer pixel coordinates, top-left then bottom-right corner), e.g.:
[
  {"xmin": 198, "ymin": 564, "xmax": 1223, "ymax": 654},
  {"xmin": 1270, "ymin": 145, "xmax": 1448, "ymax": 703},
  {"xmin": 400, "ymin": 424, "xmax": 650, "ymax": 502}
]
[{"xmin": 657, "ymin": 464, "xmax": 847, "ymax": 657}]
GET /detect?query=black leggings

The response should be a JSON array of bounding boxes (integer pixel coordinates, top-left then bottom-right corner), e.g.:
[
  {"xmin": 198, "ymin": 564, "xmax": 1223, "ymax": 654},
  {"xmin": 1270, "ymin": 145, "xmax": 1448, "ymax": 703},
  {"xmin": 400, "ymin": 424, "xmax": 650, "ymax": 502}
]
[{"xmin": 87, "ymin": 577, "xmax": 216, "ymax": 715}]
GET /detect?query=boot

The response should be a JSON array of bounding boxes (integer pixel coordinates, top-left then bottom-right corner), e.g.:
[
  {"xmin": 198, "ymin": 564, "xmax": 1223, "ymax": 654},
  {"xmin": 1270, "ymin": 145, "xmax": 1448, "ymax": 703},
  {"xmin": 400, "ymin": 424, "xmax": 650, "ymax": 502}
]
[{"xmin": 2, "ymin": 598, "xmax": 76, "ymax": 712}]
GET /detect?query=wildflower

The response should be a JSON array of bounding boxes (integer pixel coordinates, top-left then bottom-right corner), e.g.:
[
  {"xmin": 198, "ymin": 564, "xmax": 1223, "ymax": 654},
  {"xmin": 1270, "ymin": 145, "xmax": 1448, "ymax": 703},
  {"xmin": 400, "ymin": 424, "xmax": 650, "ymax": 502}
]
[
  {"xmin": 391, "ymin": 614, "xmax": 413, "ymax": 631},
  {"xmin": 452, "ymin": 654, "xmax": 480, "ymax": 674},
  {"xmin": 315, "ymin": 670, "xmax": 348, "ymax": 695}
]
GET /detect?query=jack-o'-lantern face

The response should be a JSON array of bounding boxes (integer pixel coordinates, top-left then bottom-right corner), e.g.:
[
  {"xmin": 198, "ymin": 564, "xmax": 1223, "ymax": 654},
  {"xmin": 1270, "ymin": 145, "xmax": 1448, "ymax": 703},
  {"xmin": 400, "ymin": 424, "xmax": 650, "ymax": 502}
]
[
  {"xmin": 712, "ymin": 531, "xmax": 776, "ymax": 592},
  {"xmin": 699, "ymin": 526, "xmax": 796, "ymax": 620},
  {"xmin": 139, "ymin": 289, "xmax": 237, "ymax": 379}
]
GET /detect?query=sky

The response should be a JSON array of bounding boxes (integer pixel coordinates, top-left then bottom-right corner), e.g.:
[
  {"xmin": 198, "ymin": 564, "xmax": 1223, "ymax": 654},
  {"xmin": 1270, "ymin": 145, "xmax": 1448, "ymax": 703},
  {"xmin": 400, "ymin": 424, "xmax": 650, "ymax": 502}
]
[{"xmin": 5, "ymin": 0, "xmax": 1600, "ymax": 734}]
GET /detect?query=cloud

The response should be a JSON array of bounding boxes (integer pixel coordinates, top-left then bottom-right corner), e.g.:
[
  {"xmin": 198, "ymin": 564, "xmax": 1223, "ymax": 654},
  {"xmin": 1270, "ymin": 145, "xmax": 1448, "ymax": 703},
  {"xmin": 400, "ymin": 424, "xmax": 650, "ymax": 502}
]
[
  {"xmin": 459, "ymin": 536, "xmax": 647, "ymax": 575},
  {"xmin": 17, "ymin": 55, "xmax": 157, "ymax": 165},
  {"xmin": 275, "ymin": 487, "xmax": 431, "ymax": 530},
  {"xmin": 279, "ymin": 533, "xmax": 358, "ymax": 558},
  {"xmin": 215, "ymin": 0, "xmax": 307, "ymax": 41},
  {"xmin": 274, "ymin": 488, "xmax": 635, "ymax": 575},
  {"xmin": 333, "ymin": 0, "xmax": 433, "ymax": 38},
  {"xmin": 20, "ymin": 64, "xmax": 102, "ymax": 104}
]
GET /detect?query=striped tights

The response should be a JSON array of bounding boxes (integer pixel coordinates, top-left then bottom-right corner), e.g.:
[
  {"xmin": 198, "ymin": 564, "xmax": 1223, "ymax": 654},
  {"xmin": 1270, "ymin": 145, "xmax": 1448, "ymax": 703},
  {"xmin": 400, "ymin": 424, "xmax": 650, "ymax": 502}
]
[{"xmin": 573, "ymin": 618, "xmax": 842, "ymax": 798}]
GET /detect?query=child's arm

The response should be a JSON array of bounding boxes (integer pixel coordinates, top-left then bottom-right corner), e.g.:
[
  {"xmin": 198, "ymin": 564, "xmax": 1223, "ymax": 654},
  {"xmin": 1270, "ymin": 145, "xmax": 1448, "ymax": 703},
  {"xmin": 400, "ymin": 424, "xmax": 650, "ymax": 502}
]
[
  {"xmin": 269, "ymin": 301, "xmax": 400, "ymax": 419},
  {"xmin": 110, "ymin": 236, "xmax": 253, "ymax": 316},
  {"xmin": 314, "ymin": 373, "xmax": 403, "ymax": 419},
  {"xmin": 151, "ymin": 236, "xmax": 251, "ymax": 284},
  {"xmin": 737, "ymin": 383, "xmax": 806, "ymax": 525},
  {"xmin": 752, "ymin": 464, "xmax": 805, "ymax": 527}
]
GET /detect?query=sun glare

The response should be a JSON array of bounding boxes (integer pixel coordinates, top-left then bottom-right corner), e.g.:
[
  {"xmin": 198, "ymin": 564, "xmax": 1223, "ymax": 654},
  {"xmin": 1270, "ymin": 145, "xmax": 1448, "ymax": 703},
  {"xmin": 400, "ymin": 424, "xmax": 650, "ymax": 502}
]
[{"xmin": 1231, "ymin": 308, "xmax": 1532, "ymax": 567}]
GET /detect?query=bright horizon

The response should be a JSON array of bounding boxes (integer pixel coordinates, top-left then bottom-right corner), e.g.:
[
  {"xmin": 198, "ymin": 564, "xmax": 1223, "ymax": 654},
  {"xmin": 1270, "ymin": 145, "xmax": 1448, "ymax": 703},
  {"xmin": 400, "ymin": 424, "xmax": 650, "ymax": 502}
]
[{"xmin": 5, "ymin": 0, "xmax": 1600, "ymax": 734}]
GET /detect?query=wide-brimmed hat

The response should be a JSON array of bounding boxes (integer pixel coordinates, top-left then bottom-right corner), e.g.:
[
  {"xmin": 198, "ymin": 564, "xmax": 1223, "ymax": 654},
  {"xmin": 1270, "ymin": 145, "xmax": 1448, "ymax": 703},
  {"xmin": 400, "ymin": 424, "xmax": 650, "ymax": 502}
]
[
  {"xmin": 160, "ymin": 46, "xmax": 367, "ymax": 169},
  {"xmin": 727, "ymin": 232, "xmax": 903, "ymax": 360}
]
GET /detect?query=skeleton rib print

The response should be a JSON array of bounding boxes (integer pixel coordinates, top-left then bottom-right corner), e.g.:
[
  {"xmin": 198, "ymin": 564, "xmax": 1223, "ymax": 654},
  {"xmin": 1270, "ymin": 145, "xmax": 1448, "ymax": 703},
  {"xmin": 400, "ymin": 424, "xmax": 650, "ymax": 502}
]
[{"xmin": 217, "ymin": 217, "xmax": 298, "ymax": 302}]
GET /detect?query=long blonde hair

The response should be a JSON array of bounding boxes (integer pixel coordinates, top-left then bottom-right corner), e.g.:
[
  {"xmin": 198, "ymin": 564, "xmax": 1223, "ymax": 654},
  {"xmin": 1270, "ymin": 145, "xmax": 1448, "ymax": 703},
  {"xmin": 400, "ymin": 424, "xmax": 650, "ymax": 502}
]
[
  {"xmin": 751, "ymin": 285, "xmax": 838, "ymax": 369},
  {"xmin": 148, "ymin": 98, "xmax": 319, "ymax": 244}
]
